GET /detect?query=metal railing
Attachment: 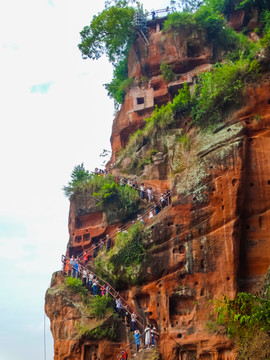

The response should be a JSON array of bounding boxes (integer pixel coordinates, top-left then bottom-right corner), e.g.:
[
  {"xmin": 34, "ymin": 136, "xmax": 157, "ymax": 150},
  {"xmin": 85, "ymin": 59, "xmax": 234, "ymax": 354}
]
[
  {"xmin": 61, "ymin": 255, "xmax": 145, "ymax": 331},
  {"xmin": 73, "ymin": 186, "xmax": 171, "ymax": 261}
]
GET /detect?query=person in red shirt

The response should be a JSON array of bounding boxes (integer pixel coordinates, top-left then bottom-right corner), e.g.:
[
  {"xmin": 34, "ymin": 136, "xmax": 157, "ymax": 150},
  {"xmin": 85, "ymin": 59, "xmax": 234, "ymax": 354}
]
[
  {"xmin": 83, "ymin": 251, "xmax": 89, "ymax": 266},
  {"xmin": 121, "ymin": 349, "xmax": 128, "ymax": 359}
]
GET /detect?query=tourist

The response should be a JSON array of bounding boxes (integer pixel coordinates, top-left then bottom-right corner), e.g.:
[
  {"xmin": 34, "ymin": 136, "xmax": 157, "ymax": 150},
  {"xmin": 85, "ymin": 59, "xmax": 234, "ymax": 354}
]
[
  {"xmin": 74, "ymin": 260, "xmax": 79, "ymax": 278},
  {"xmin": 100, "ymin": 239, "xmax": 104, "ymax": 250},
  {"xmin": 123, "ymin": 304, "xmax": 129, "ymax": 325},
  {"xmin": 88, "ymin": 272, "xmax": 94, "ymax": 293},
  {"xmin": 151, "ymin": 325, "xmax": 158, "ymax": 347},
  {"xmin": 115, "ymin": 298, "xmax": 123, "ymax": 317},
  {"xmin": 132, "ymin": 179, "xmax": 138, "ymax": 190},
  {"xmin": 64, "ymin": 257, "xmax": 70, "ymax": 276},
  {"xmin": 147, "ymin": 187, "xmax": 153, "ymax": 202},
  {"xmin": 166, "ymin": 189, "xmax": 171, "ymax": 205},
  {"xmin": 83, "ymin": 251, "xmax": 89, "ymax": 266},
  {"xmin": 154, "ymin": 202, "xmax": 160, "ymax": 216},
  {"xmin": 149, "ymin": 210, "xmax": 154, "ymax": 219},
  {"xmin": 140, "ymin": 215, "xmax": 146, "ymax": 226},
  {"xmin": 131, "ymin": 312, "xmax": 137, "ymax": 331},
  {"xmin": 106, "ymin": 285, "xmax": 110, "ymax": 297},
  {"xmin": 144, "ymin": 324, "xmax": 151, "ymax": 348},
  {"xmin": 70, "ymin": 256, "xmax": 76, "ymax": 278},
  {"xmin": 134, "ymin": 330, "xmax": 141, "ymax": 352},
  {"xmin": 120, "ymin": 178, "xmax": 125, "ymax": 186},
  {"xmin": 160, "ymin": 193, "xmax": 166, "ymax": 208},
  {"xmin": 100, "ymin": 284, "xmax": 106, "ymax": 296},
  {"xmin": 82, "ymin": 268, "xmax": 87, "ymax": 286},
  {"xmin": 92, "ymin": 278, "xmax": 98, "ymax": 296},
  {"xmin": 139, "ymin": 183, "xmax": 146, "ymax": 199},
  {"xmin": 106, "ymin": 234, "xmax": 111, "ymax": 251},
  {"xmin": 121, "ymin": 349, "xmax": 128, "ymax": 360}
]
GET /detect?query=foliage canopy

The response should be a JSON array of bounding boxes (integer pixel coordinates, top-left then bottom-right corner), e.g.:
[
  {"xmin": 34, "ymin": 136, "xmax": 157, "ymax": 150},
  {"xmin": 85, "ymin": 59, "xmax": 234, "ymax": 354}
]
[
  {"xmin": 78, "ymin": 1, "xmax": 136, "ymax": 63},
  {"xmin": 95, "ymin": 222, "xmax": 147, "ymax": 287},
  {"xmin": 212, "ymin": 290, "xmax": 270, "ymax": 359},
  {"xmin": 63, "ymin": 166, "xmax": 140, "ymax": 223}
]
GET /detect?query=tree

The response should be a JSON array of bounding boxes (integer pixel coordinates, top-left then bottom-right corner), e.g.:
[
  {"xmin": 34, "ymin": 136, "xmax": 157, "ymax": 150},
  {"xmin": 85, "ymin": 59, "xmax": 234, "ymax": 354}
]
[
  {"xmin": 78, "ymin": 1, "xmax": 136, "ymax": 63},
  {"xmin": 63, "ymin": 163, "xmax": 90, "ymax": 198}
]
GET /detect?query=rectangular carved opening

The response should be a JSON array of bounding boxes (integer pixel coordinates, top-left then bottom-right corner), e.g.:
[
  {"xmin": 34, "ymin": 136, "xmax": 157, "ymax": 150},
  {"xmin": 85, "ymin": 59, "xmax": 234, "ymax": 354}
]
[{"xmin": 137, "ymin": 97, "xmax": 144, "ymax": 105}]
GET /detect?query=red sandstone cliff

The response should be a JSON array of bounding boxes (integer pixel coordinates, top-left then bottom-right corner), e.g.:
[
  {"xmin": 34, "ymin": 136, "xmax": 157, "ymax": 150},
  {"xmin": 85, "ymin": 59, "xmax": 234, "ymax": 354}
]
[{"xmin": 45, "ymin": 12, "xmax": 270, "ymax": 360}]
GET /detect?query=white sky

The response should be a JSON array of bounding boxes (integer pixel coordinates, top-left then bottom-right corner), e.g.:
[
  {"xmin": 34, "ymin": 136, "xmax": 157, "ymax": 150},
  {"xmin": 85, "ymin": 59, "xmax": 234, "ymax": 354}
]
[{"xmin": 0, "ymin": 1, "xmax": 168, "ymax": 359}]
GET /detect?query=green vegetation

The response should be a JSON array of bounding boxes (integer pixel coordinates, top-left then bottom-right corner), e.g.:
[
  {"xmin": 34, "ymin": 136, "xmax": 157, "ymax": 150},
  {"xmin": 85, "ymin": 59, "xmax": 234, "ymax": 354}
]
[
  {"xmin": 93, "ymin": 174, "xmax": 140, "ymax": 222},
  {"xmin": 65, "ymin": 277, "xmax": 88, "ymax": 297},
  {"xmin": 160, "ymin": 63, "xmax": 176, "ymax": 83},
  {"xmin": 117, "ymin": 82, "xmax": 192, "ymax": 163},
  {"xmin": 78, "ymin": 0, "xmax": 135, "ymax": 63},
  {"xmin": 77, "ymin": 323, "xmax": 116, "ymax": 340},
  {"xmin": 104, "ymin": 58, "xmax": 133, "ymax": 108},
  {"xmin": 78, "ymin": 0, "xmax": 137, "ymax": 108},
  {"xmin": 126, "ymin": 148, "xmax": 158, "ymax": 174},
  {"xmin": 163, "ymin": 5, "xmax": 241, "ymax": 55},
  {"xmin": 210, "ymin": 290, "xmax": 270, "ymax": 359},
  {"xmin": 95, "ymin": 222, "xmax": 148, "ymax": 287},
  {"xmin": 63, "ymin": 163, "xmax": 90, "ymax": 198},
  {"xmin": 191, "ymin": 57, "xmax": 260, "ymax": 126},
  {"xmin": 177, "ymin": 133, "xmax": 191, "ymax": 150},
  {"xmin": 88, "ymin": 295, "xmax": 114, "ymax": 317},
  {"xmin": 63, "ymin": 167, "xmax": 140, "ymax": 223}
]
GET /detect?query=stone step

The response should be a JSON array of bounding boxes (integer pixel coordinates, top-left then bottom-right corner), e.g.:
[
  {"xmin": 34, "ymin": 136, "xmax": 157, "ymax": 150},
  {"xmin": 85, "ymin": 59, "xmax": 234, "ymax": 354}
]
[{"xmin": 130, "ymin": 347, "xmax": 160, "ymax": 360}]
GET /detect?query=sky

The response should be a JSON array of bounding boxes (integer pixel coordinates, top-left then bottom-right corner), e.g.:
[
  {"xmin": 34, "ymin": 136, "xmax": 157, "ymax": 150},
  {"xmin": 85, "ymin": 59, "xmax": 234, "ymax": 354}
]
[{"xmin": 0, "ymin": 1, "xmax": 168, "ymax": 359}]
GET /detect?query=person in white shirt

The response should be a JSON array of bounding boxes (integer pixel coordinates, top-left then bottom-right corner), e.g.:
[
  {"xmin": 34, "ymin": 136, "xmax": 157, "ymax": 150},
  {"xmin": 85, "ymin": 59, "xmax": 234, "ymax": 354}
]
[{"xmin": 131, "ymin": 312, "xmax": 137, "ymax": 331}]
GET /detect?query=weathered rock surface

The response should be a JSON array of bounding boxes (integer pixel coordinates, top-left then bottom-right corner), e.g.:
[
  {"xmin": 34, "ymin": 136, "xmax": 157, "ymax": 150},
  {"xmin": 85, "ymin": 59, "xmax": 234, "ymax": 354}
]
[
  {"xmin": 45, "ymin": 272, "xmax": 128, "ymax": 360},
  {"xmin": 45, "ymin": 15, "xmax": 270, "ymax": 360}
]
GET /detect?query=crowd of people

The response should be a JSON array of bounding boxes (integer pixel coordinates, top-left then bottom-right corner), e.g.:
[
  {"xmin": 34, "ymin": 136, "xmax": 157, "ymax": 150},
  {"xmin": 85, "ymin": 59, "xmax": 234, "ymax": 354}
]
[
  {"xmin": 62, "ymin": 172, "xmax": 172, "ymax": 358},
  {"xmin": 62, "ymin": 255, "xmax": 159, "ymax": 355},
  {"xmin": 67, "ymin": 181, "xmax": 171, "ymax": 268},
  {"xmin": 120, "ymin": 324, "xmax": 159, "ymax": 359}
]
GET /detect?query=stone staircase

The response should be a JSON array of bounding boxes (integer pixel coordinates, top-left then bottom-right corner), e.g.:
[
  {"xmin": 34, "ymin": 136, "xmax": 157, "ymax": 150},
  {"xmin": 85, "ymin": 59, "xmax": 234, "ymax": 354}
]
[{"xmin": 131, "ymin": 347, "xmax": 159, "ymax": 360}]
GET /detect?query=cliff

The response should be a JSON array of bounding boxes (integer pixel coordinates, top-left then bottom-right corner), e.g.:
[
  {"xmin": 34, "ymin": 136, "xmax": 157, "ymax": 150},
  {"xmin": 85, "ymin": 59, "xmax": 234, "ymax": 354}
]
[{"xmin": 45, "ymin": 7, "xmax": 270, "ymax": 360}]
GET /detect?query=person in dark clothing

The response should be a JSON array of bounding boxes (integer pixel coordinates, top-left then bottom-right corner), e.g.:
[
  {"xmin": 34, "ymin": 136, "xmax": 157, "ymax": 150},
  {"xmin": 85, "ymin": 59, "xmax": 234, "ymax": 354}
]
[
  {"xmin": 166, "ymin": 189, "xmax": 171, "ymax": 204},
  {"xmin": 154, "ymin": 202, "xmax": 160, "ymax": 216}
]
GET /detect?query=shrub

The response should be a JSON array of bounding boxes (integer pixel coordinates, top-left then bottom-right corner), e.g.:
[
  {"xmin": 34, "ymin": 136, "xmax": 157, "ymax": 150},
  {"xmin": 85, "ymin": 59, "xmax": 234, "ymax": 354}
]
[
  {"xmin": 63, "ymin": 163, "xmax": 90, "ymax": 198},
  {"xmin": 87, "ymin": 295, "xmax": 113, "ymax": 317},
  {"xmin": 160, "ymin": 62, "xmax": 176, "ymax": 82},
  {"xmin": 65, "ymin": 277, "xmax": 88, "ymax": 297},
  {"xmin": 78, "ymin": 323, "xmax": 116, "ymax": 340},
  {"xmin": 104, "ymin": 57, "xmax": 133, "ymax": 108},
  {"xmin": 212, "ymin": 290, "xmax": 270, "ymax": 359},
  {"xmin": 191, "ymin": 57, "xmax": 261, "ymax": 127},
  {"xmin": 95, "ymin": 222, "xmax": 147, "ymax": 287},
  {"xmin": 64, "ymin": 170, "xmax": 140, "ymax": 223},
  {"xmin": 93, "ymin": 175, "xmax": 140, "ymax": 223}
]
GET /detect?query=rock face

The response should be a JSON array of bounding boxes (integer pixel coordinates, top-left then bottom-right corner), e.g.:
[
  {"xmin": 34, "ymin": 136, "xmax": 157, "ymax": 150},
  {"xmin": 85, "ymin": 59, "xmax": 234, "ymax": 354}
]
[
  {"xmin": 110, "ymin": 17, "xmax": 213, "ymax": 163},
  {"xmin": 45, "ymin": 14, "xmax": 270, "ymax": 360},
  {"xmin": 45, "ymin": 272, "xmax": 128, "ymax": 360}
]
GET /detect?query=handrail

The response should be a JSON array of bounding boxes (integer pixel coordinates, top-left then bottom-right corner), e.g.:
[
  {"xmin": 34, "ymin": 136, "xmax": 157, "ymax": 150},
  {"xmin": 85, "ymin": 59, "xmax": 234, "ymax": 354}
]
[
  {"xmin": 75, "ymin": 189, "xmax": 171, "ymax": 261},
  {"xmin": 61, "ymin": 256, "xmax": 144, "ymax": 330},
  {"xmin": 116, "ymin": 330, "xmax": 146, "ymax": 360}
]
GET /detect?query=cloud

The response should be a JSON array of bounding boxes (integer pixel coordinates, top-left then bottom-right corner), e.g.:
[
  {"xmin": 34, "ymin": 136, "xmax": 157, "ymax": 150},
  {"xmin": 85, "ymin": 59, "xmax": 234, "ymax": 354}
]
[{"xmin": 30, "ymin": 82, "xmax": 54, "ymax": 94}]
